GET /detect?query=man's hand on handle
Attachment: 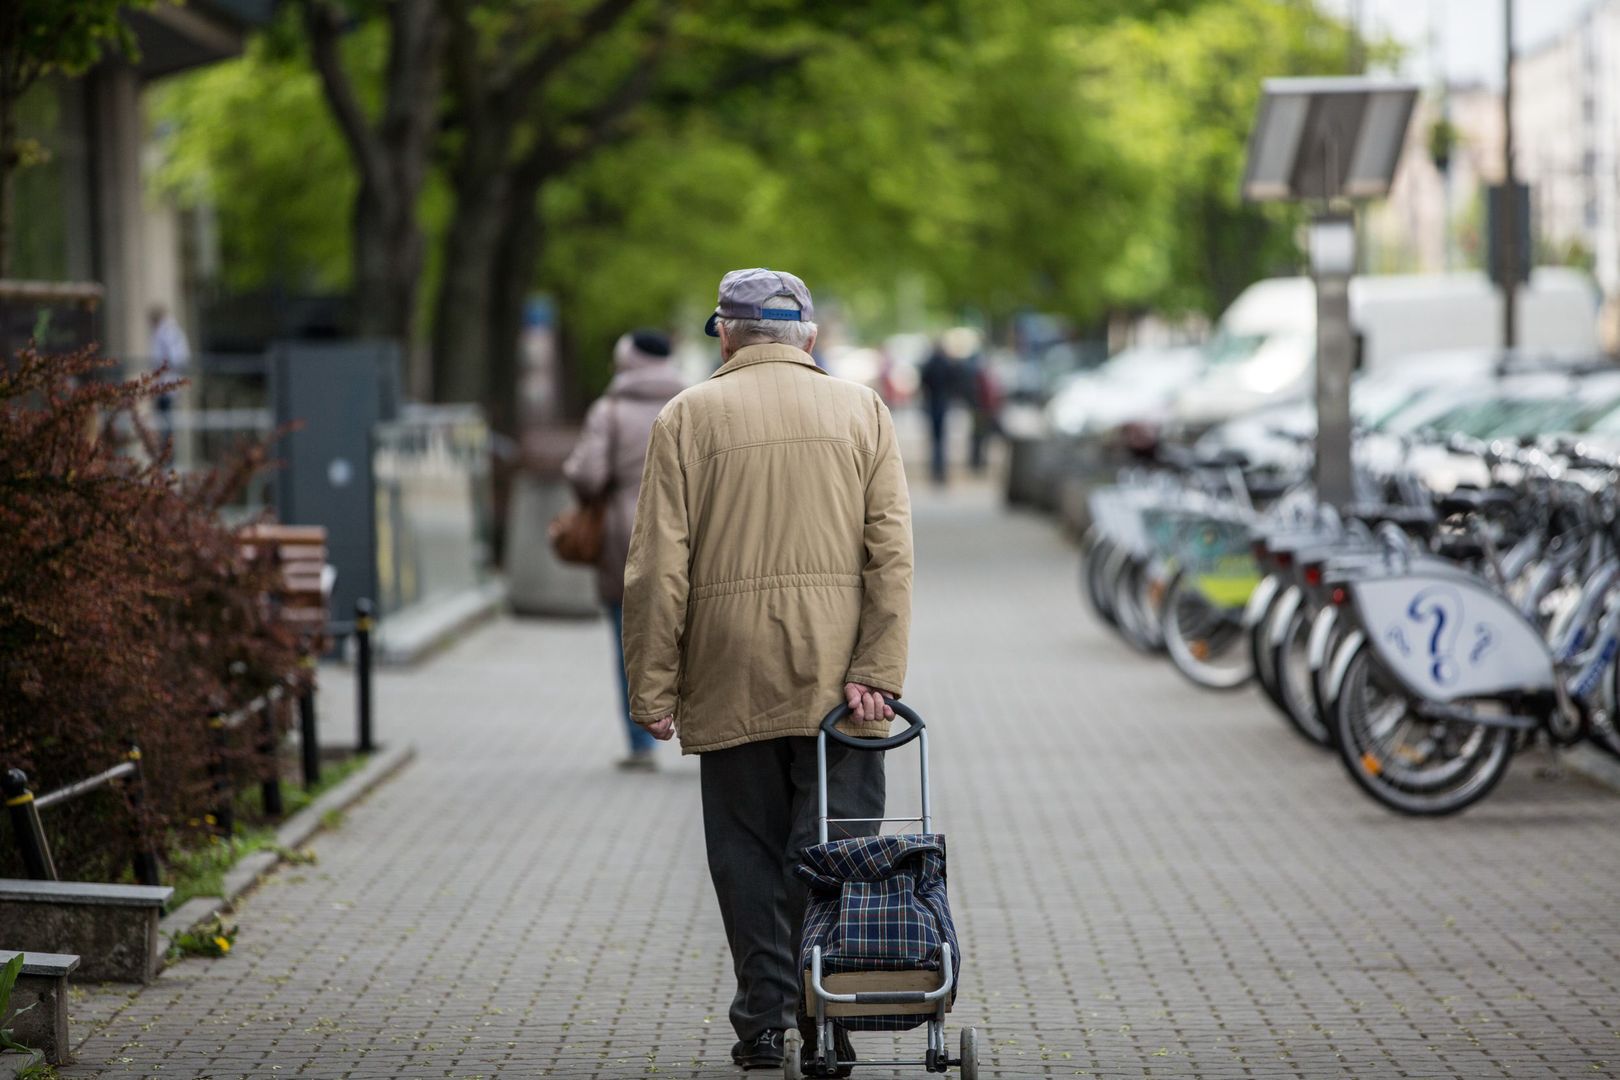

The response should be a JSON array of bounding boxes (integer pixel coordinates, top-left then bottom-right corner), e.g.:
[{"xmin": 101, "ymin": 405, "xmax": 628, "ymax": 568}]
[
  {"xmin": 844, "ymin": 682, "xmax": 895, "ymax": 723},
  {"xmin": 639, "ymin": 686, "xmax": 890, "ymax": 740}
]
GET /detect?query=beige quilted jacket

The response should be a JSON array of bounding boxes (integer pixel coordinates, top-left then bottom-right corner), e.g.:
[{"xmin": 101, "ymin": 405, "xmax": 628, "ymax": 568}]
[{"xmin": 622, "ymin": 343, "xmax": 913, "ymax": 754}]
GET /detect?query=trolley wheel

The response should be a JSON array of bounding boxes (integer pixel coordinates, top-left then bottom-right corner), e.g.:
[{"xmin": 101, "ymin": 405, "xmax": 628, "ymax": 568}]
[
  {"xmin": 783, "ymin": 1029, "xmax": 806, "ymax": 1080},
  {"xmin": 959, "ymin": 1026, "xmax": 980, "ymax": 1079}
]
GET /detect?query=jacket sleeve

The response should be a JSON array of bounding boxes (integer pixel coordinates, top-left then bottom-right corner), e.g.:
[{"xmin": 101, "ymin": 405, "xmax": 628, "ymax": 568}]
[
  {"xmin": 622, "ymin": 414, "xmax": 689, "ymax": 723},
  {"xmin": 562, "ymin": 398, "xmax": 612, "ymax": 500},
  {"xmin": 844, "ymin": 397, "xmax": 913, "ymax": 696}
]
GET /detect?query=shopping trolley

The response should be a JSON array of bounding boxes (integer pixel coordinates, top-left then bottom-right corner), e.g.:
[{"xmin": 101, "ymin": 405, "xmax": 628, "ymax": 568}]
[{"xmin": 786, "ymin": 701, "xmax": 979, "ymax": 1078}]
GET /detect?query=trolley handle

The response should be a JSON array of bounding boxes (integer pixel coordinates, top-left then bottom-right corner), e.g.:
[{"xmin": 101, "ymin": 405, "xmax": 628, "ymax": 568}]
[{"xmin": 820, "ymin": 700, "xmax": 925, "ymax": 751}]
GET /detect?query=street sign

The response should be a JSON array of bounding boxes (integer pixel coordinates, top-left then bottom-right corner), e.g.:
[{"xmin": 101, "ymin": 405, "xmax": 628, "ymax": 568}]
[{"xmin": 1486, "ymin": 182, "xmax": 1532, "ymax": 287}]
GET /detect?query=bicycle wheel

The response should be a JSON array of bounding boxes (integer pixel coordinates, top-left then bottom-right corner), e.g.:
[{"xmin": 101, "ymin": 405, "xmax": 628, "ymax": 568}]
[
  {"xmin": 1080, "ymin": 528, "xmax": 1118, "ymax": 628},
  {"xmin": 1113, "ymin": 553, "xmax": 1166, "ymax": 653},
  {"xmin": 1272, "ymin": 603, "xmax": 1332, "ymax": 747},
  {"xmin": 1162, "ymin": 570, "xmax": 1254, "ymax": 690},
  {"xmin": 1249, "ymin": 581, "xmax": 1292, "ymax": 714},
  {"xmin": 1332, "ymin": 640, "xmax": 1516, "ymax": 815},
  {"xmin": 1307, "ymin": 606, "xmax": 1342, "ymax": 745},
  {"xmin": 1598, "ymin": 646, "xmax": 1620, "ymax": 757}
]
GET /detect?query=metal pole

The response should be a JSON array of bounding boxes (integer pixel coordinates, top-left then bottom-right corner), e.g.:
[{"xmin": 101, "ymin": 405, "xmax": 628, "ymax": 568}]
[
  {"xmin": 1502, "ymin": 0, "xmax": 1518, "ymax": 349},
  {"xmin": 2, "ymin": 767, "xmax": 58, "ymax": 880},
  {"xmin": 1311, "ymin": 214, "xmax": 1358, "ymax": 508},
  {"xmin": 355, "ymin": 598, "xmax": 375, "ymax": 753},
  {"xmin": 209, "ymin": 712, "xmax": 235, "ymax": 836},
  {"xmin": 259, "ymin": 697, "xmax": 284, "ymax": 818},
  {"xmin": 299, "ymin": 655, "xmax": 322, "ymax": 789},
  {"xmin": 126, "ymin": 746, "xmax": 162, "ymax": 887}
]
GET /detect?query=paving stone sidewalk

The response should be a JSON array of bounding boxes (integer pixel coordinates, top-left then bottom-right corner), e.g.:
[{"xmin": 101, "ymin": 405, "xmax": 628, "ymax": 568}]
[{"xmin": 62, "ymin": 482, "xmax": 1620, "ymax": 1079}]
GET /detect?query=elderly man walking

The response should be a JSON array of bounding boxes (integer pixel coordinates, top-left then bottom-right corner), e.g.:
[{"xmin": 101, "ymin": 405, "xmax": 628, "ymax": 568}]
[{"xmin": 623, "ymin": 268, "xmax": 914, "ymax": 1071}]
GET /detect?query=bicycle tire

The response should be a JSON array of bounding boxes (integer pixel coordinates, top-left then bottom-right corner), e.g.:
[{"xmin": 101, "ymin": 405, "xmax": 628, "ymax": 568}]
[
  {"xmin": 1162, "ymin": 570, "xmax": 1254, "ymax": 690},
  {"xmin": 1331, "ymin": 640, "xmax": 1515, "ymax": 816},
  {"xmin": 1272, "ymin": 603, "xmax": 1332, "ymax": 747}
]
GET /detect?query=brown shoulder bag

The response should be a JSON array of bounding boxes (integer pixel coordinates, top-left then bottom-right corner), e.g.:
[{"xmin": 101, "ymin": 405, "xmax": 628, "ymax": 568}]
[{"xmin": 550, "ymin": 400, "xmax": 617, "ymax": 565}]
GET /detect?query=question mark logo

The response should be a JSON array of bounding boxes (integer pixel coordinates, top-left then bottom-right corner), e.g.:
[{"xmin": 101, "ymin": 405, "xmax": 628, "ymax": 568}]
[{"xmin": 1407, "ymin": 585, "xmax": 1463, "ymax": 686}]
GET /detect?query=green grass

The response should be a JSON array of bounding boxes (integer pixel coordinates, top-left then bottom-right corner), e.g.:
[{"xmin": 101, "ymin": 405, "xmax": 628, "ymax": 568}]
[{"xmin": 163, "ymin": 752, "xmax": 372, "ymax": 909}]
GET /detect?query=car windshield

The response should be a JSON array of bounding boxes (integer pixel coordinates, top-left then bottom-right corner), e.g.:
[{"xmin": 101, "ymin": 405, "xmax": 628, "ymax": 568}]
[
  {"xmin": 1203, "ymin": 332, "xmax": 1269, "ymax": 366},
  {"xmin": 1360, "ymin": 384, "xmax": 1438, "ymax": 432},
  {"xmin": 1579, "ymin": 394, "xmax": 1620, "ymax": 435}
]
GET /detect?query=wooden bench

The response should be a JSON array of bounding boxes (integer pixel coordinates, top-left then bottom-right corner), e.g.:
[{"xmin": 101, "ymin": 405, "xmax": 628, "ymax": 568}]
[
  {"xmin": 0, "ymin": 950, "xmax": 78, "ymax": 1063},
  {"xmin": 0, "ymin": 879, "xmax": 172, "ymax": 983},
  {"xmin": 238, "ymin": 523, "xmax": 333, "ymax": 653}
]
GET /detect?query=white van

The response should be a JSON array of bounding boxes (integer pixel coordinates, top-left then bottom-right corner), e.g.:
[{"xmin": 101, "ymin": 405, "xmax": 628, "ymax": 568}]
[{"xmin": 1169, "ymin": 269, "xmax": 1601, "ymax": 429}]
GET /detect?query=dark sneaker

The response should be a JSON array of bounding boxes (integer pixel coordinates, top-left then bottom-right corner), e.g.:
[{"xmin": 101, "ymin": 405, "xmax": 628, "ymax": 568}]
[{"xmin": 732, "ymin": 1030, "xmax": 785, "ymax": 1070}]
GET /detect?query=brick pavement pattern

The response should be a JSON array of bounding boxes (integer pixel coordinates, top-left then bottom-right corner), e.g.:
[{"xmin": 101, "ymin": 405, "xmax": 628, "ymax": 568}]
[{"xmin": 61, "ymin": 483, "xmax": 1620, "ymax": 1078}]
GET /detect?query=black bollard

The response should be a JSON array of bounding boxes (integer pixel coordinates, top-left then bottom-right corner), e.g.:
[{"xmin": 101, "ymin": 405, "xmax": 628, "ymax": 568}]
[
  {"xmin": 209, "ymin": 713, "xmax": 235, "ymax": 837},
  {"xmin": 259, "ymin": 697, "xmax": 284, "ymax": 818},
  {"xmin": 2, "ymin": 767, "xmax": 58, "ymax": 880},
  {"xmin": 300, "ymin": 655, "xmax": 321, "ymax": 789},
  {"xmin": 126, "ymin": 746, "xmax": 162, "ymax": 887},
  {"xmin": 355, "ymin": 598, "xmax": 375, "ymax": 753}
]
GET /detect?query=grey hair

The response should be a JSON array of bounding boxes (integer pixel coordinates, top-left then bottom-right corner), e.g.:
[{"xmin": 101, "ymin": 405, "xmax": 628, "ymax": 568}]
[{"xmin": 717, "ymin": 296, "xmax": 818, "ymax": 352}]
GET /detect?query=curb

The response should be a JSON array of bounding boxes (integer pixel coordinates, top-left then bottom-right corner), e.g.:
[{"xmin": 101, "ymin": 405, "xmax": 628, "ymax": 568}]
[
  {"xmin": 1565, "ymin": 744, "xmax": 1620, "ymax": 795},
  {"xmin": 156, "ymin": 744, "xmax": 416, "ymax": 946}
]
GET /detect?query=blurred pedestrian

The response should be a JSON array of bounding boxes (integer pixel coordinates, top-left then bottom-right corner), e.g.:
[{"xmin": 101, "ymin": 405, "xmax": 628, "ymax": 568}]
[
  {"xmin": 919, "ymin": 341, "xmax": 959, "ymax": 486},
  {"xmin": 147, "ymin": 303, "xmax": 190, "ymax": 427},
  {"xmin": 967, "ymin": 349, "xmax": 1003, "ymax": 474},
  {"xmin": 563, "ymin": 329, "xmax": 686, "ymax": 772},
  {"xmin": 623, "ymin": 268, "xmax": 913, "ymax": 1072}
]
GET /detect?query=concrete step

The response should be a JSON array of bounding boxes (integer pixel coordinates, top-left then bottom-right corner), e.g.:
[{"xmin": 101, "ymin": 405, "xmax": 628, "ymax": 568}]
[
  {"xmin": 0, "ymin": 879, "xmax": 172, "ymax": 983},
  {"xmin": 0, "ymin": 949, "xmax": 78, "ymax": 1064}
]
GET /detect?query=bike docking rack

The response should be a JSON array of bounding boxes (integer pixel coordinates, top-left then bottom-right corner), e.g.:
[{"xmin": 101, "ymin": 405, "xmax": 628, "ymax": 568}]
[{"xmin": 2, "ymin": 747, "xmax": 162, "ymax": 887}]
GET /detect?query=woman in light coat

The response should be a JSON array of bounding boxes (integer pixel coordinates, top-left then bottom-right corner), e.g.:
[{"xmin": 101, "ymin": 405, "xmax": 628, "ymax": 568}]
[{"xmin": 563, "ymin": 330, "xmax": 687, "ymax": 770}]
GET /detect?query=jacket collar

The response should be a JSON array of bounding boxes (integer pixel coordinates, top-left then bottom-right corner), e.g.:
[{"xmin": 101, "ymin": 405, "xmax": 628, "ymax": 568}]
[{"xmin": 709, "ymin": 343, "xmax": 825, "ymax": 380}]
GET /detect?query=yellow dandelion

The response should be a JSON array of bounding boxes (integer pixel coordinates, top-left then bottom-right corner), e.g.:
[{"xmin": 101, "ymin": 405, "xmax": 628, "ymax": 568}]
[{"xmin": 214, "ymin": 936, "xmax": 231, "ymax": 954}]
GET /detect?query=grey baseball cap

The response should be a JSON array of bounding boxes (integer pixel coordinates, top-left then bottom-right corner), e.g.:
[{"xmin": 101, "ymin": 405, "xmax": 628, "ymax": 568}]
[{"xmin": 704, "ymin": 267, "xmax": 815, "ymax": 337}]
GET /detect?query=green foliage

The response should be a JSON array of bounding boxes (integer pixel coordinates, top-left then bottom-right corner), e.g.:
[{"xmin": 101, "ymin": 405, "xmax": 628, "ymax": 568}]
[
  {"xmin": 0, "ymin": 0, "xmax": 145, "ymax": 93},
  {"xmin": 150, "ymin": 21, "xmax": 362, "ymax": 292},
  {"xmin": 153, "ymin": 0, "xmax": 1378, "ymax": 389},
  {"xmin": 0, "ymin": 952, "xmax": 37, "ymax": 1054},
  {"xmin": 1083, "ymin": 0, "xmax": 1372, "ymax": 316},
  {"xmin": 167, "ymin": 916, "xmax": 236, "ymax": 960}
]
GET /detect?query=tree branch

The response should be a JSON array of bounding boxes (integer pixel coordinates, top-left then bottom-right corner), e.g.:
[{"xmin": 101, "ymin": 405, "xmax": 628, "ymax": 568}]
[
  {"xmin": 301, "ymin": 0, "xmax": 389, "ymax": 198},
  {"xmin": 514, "ymin": 0, "xmax": 681, "ymax": 184},
  {"xmin": 500, "ymin": 0, "xmax": 645, "ymax": 114}
]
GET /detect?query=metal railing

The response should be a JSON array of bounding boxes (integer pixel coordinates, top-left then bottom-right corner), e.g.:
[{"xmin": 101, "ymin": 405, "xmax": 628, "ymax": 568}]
[
  {"xmin": 2, "ymin": 600, "xmax": 378, "ymax": 881},
  {"xmin": 2, "ymin": 747, "xmax": 160, "ymax": 886}
]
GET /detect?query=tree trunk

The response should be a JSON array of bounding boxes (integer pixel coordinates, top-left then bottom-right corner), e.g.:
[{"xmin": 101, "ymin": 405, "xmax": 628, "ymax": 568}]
[
  {"xmin": 483, "ymin": 172, "xmax": 545, "ymax": 441},
  {"xmin": 429, "ymin": 169, "xmax": 507, "ymax": 404},
  {"xmin": 304, "ymin": 0, "xmax": 442, "ymax": 387},
  {"xmin": 430, "ymin": 181, "xmax": 505, "ymax": 404},
  {"xmin": 351, "ymin": 185, "xmax": 405, "ymax": 338},
  {"xmin": 0, "ymin": 95, "xmax": 18, "ymax": 280}
]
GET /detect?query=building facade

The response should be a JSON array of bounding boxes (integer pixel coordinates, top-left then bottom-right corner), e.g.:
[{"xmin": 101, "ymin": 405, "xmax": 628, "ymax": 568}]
[{"xmin": 8, "ymin": 1, "xmax": 269, "ymax": 363}]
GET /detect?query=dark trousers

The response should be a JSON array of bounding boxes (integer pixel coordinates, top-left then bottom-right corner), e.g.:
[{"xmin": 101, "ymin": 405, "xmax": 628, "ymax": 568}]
[
  {"xmin": 700, "ymin": 735, "xmax": 885, "ymax": 1041},
  {"xmin": 927, "ymin": 406, "xmax": 949, "ymax": 485}
]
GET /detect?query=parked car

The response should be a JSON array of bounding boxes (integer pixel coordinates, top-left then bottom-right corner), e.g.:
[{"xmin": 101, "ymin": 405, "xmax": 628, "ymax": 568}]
[{"xmin": 1169, "ymin": 269, "xmax": 1602, "ymax": 436}]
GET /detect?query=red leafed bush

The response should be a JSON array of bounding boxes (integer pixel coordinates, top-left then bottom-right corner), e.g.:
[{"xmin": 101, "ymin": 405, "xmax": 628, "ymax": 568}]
[{"xmin": 0, "ymin": 347, "xmax": 301, "ymax": 881}]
